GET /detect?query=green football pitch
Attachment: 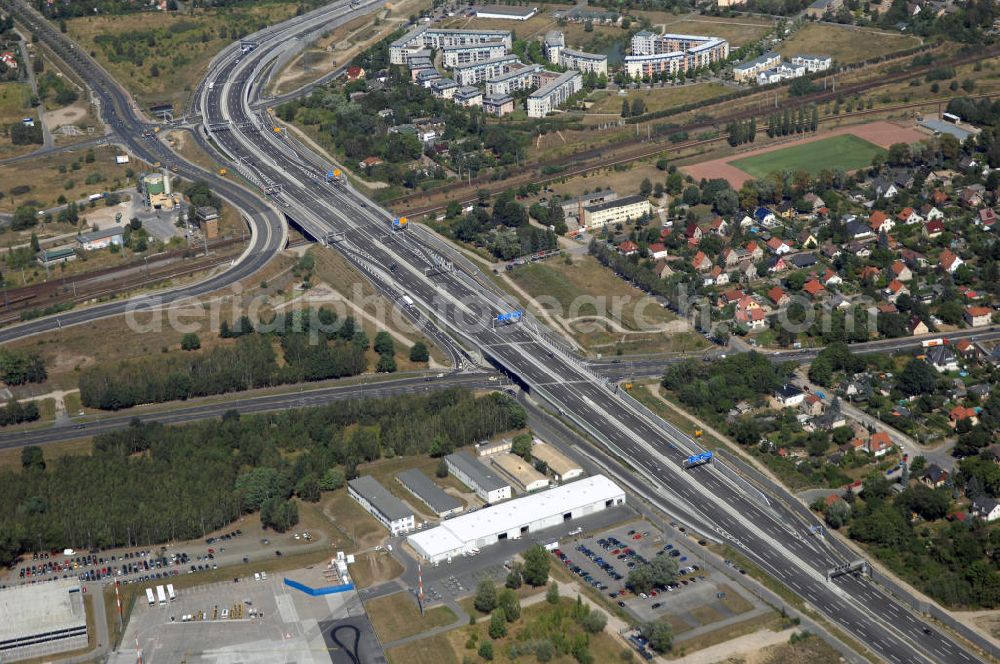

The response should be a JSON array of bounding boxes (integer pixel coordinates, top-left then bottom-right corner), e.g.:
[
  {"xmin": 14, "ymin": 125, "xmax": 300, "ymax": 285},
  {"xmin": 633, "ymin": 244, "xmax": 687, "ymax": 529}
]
[{"xmin": 729, "ymin": 134, "xmax": 887, "ymax": 179}]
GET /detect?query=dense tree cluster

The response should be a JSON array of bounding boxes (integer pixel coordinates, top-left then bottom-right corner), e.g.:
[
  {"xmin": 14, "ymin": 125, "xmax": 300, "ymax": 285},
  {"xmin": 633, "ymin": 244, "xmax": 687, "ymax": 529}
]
[
  {"xmin": 80, "ymin": 308, "xmax": 368, "ymax": 410},
  {"xmin": 0, "ymin": 388, "xmax": 525, "ymax": 566},
  {"xmin": 0, "ymin": 348, "xmax": 47, "ymax": 386},
  {"xmin": 726, "ymin": 118, "xmax": 756, "ymax": 147},
  {"xmin": 807, "ymin": 342, "xmax": 867, "ymax": 387},
  {"xmin": 661, "ymin": 353, "xmax": 793, "ymax": 417},
  {"xmin": 823, "ymin": 471, "xmax": 1000, "ymax": 608},
  {"xmin": 626, "ymin": 554, "xmax": 677, "ymax": 594},
  {"xmin": 278, "ymin": 62, "xmax": 533, "ymax": 188},
  {"xmin": 0, "ymin": 399, "xmax": 40, "ymax": 427},
  {"xmin": 452, "ymin": 192, "xmax": 558, "ymax": 260}
]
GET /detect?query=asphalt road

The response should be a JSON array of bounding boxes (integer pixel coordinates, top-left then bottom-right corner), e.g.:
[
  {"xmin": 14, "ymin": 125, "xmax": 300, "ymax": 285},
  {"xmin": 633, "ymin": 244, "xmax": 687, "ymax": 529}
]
[
  {"xmin": 1, "ymin": 1, "xmax": 993, "ymax": 661},
  {"xmin": 197, "ymin": 8, "xmax": 992, "ymax": 662},
  {"xmin": 0, "ymin": 0, "xmax": 287, "ymax": 344},
  {"xmin": 0, "ymin": 372, "xmax": 495, "ymax": 449},
  {"xmin": 588, "ymin": 328, "xmax": 1000, "ymax": 379}
]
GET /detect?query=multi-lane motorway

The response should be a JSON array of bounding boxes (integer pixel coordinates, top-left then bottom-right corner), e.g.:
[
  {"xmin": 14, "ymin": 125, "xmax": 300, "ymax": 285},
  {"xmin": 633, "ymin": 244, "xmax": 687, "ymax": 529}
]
[
  {"xmin": 0, "ymin": 1, "xmax": 994, "ymax": 661},
  {"xmin": 188, "ymin": 6, "xmax": 990, "ymax": 663},
  {"xmin": 0, "ymin": 0, "xmax": 286, "ymax": 344}
]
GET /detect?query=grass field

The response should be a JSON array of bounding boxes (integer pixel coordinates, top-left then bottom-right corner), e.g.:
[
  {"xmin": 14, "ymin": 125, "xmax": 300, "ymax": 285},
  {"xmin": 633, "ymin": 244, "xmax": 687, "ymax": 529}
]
[
  {"xmin": 440, "ymin": 597, "xmax": 625, "ymax": 664},
  {"xmin": 644, "ymin": 13, "xmax": 776, "ymax": 47},
  {"xmin": 755, "ymin": 633, "xmax": 846, "ymax": 664},
  {"xmin": 509, "ymin": 254, "xmax": 676, "ymax": 334},
  {"xmin": 66, "ymin": 3, "xmax": 311, "ymax": 109},
  {"xmin": 0, "ymin": 145, "xmax": 140, "ymax": 214},
  {"xmin": 366, "ymin": 592, "xmax": 457, "ymax": 641},
  {"xmin": 776, "ymin": 23, "xmax": 921, "ymax": 65},
  {"xmin": 0, "ymin": 82, "xmax": 37, "ymax": 157},
  {"xmin": 729, "ymin": 134, "xmax": 886, "ymax": 179},
  {"xmin": 387, "ymin": 633, "xmax": 458, "ymax": 664},
  {"xmin": 586, "ymin": 82, "xmax": 731, "ymax": 117}
]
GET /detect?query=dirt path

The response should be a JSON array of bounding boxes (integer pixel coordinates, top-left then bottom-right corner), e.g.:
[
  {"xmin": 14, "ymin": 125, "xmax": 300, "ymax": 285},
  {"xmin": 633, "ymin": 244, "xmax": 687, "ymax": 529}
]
[
  {"xmin": 672, "ymin": 627, "xmax": 798, "ymax": 664},
  {"xmin": 496, "ymin": 271, "xmax": 583, "ymax": 350}
]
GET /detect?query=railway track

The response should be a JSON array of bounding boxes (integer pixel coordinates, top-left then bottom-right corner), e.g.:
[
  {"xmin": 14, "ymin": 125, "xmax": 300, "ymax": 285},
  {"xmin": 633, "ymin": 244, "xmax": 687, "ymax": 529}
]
[
  {"xmin": 0, "ymin": 238, "xmax": 246, "ymax": 324},
  {"xmin": 389, "ymin": 46, "xmax": 1000, "ymax": 217}
]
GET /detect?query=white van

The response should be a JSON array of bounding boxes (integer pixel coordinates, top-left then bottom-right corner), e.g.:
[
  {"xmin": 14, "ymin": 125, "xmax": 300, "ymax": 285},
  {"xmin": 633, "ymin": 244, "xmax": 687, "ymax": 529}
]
[{"xmin": 254, "ymin": 572, "xmax": 261, "ymax": 581}]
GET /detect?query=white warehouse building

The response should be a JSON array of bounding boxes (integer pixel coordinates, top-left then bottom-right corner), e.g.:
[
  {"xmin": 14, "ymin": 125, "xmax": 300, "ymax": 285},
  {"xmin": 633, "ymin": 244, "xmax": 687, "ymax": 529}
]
[
  {"xmin": 407, "ymin": 474, "xmax": 626, "ymax": 563},
  {"xmin": 348, "ymin": 475, "xmax": 415, "ymax": 536},
  {"xmin": 445, "ymin": 451, "xmax": 511, "ymax": 503}
]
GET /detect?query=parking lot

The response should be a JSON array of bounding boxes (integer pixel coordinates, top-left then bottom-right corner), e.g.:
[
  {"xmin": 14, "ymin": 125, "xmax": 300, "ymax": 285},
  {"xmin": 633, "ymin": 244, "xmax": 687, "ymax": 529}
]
[
  {"xmin": 3, "ymin": 521, "xmax": 323, "ymax": 594},
  {"xmin": 555, "ymin": 521, "xmax": 731, "ymax": 621},
  {"xmin": 5, "ymin": 528, "xmax": 257, "ymax": 591}
]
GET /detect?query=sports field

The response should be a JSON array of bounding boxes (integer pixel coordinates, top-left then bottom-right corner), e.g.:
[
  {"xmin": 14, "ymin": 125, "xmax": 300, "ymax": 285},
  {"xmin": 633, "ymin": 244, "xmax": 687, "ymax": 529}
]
[{"xmin": 729, "ymin": 134, "xmax": 886, "ymax": 179}]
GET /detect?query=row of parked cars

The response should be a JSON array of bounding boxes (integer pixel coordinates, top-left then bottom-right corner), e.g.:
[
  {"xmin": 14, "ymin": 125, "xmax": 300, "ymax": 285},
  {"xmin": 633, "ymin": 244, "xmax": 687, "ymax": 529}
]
[
  {"xmin": 19, "ymin": 549, "xmax": 159, "ymax": 581},
  {"xmin": 205, "ymin": 529, "xmax": 243, "ymax": 545},
  {"xmin": 551, "ymin": 547, "xmax": 612, "ymax": 592}
]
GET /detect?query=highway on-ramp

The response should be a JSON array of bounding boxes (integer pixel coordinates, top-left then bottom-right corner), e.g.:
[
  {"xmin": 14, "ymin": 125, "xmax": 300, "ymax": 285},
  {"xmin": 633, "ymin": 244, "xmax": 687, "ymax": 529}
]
[
  {"xmin": 0, "ymin": 0, "xmax": 287, "ymax": 344},
  {"xmin": 1, "ymin": 1, "xmax": 993, "ymax": 661},
  {"xmin": 191, "ymin": 6, "xmax": 990, "ymax": 662}
]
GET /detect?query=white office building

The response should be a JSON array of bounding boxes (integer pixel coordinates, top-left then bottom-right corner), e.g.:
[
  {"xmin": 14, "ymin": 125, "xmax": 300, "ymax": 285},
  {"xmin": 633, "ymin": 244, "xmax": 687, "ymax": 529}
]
[
  {"xmin": 526, "ymin": 70, "xmax": 582, "ymax": 118},
  {"xmin": 445, "ymin": 451, "xmax": 511, "ymax": 503},
  {"xmin": 348, "ymin": 475, "xmax": 415, "ymax": 536},
  {"xmin": 407, "ymin": 475, "xmax": 626, "ymax": 563}
]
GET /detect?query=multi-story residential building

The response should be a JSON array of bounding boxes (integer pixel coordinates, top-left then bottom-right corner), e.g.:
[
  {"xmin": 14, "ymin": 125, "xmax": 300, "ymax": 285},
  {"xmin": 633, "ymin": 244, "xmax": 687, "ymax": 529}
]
[
  {"xmin": 733, "ymin": 51, "xmax": 780, "ymax": 82},
  {"xmin": 581, "ymin": 194, "xmax": 652, "ymax": 229},
  {"xmin": 624, "ymin": 51, "xmax": 685, "ymax": 79},
  {"xmin": 454, "ymin": 86, "xmax": 484, "ymax": 107},
  {"xmin": 430, "ymin": 77, "xmax": 459, "ymax": 99},
  {"xmin": 756, "ymin": 62, "xmax": 806, "ymax": 85},
  {"xmin": 791, "ymin": 54, "xmax": 832, "ymax": 72},
  {"xmin": 442, "ymin": 42, "xmax": 510, "ymax": 68},
  {"xmin": 625, "ymin": 31, "xmax": 728, "ymax": 79},
  {"xmin": 526, "ymin": 70, "xmax": 583, "ymax": 118},
  {"xmin": 559, "ymin": 48, "xmax": 608, "ymax": 77},
  {"xmin": 543, "ymin": 30, "xmax": 565, "ymax": 62},
  {"xmin": 390, "ymin": 26, "xmax": 513, "ymax": 64},
  {"xmin": 483, "ymin": 94, "xmax": 516, "ymax": 117},
  {"xmin": 453, "ymin": 54, "xmax": 521, "ymax": 85},
  {"xmin": 485, "ymin": 64, "xmax": 543, "ymax": 97}
]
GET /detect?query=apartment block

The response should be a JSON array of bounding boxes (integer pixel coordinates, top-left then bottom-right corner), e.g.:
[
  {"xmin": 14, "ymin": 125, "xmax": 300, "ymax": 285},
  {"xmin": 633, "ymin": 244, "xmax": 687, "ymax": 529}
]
[
  {"xmin": 559, "ymin": 48, "xmax": 608, "ymax": 77},
  {"xmin": 526, "ymin": 70, "xmax": 583, "ymax": 117},
  {"xmin": 442, "ymin": 42, "xmax": 509, "ymax": 68},
  {"xmin": 453, "ymin": 54, "xmax": 521, "ymax": 86}
]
